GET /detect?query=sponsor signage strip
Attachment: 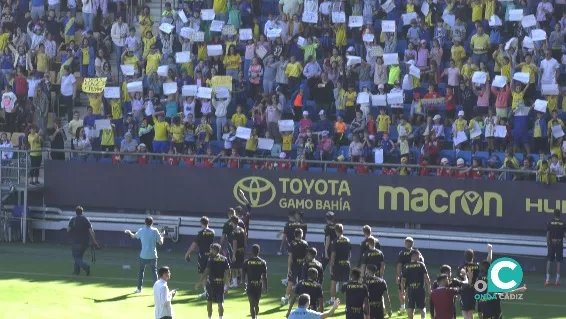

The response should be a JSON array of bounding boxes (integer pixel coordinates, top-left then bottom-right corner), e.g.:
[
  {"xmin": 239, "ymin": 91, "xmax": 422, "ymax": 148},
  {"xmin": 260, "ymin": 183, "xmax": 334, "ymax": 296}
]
[{"xmin": 44, "ymin": 161, "xmax": 565, "ymax": 231}]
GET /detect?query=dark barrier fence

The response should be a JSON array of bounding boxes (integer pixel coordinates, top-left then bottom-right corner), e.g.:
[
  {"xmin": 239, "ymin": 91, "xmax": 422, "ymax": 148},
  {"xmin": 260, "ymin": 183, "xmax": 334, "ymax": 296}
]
[{"xmin": 44, "ymin": 160, "xmax": 565, "ymax": 232}]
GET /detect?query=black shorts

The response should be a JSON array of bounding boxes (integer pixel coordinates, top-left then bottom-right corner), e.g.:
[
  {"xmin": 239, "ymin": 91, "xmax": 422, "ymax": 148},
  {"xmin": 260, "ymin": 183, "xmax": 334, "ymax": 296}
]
[
  {"xmin": 232, "ymin": 250, "xmax": 244, "ymax": 269},
  {"xmin": 460, "ymin": 288, "xmax": 476, "ymax": 311},
  {"xmin": 246, "ymin": 284, "xmax": 263, "ymax": 300},
  {"xmin": 288, "ymin": 263, "xmax": 303, "ymax": 284},
  {"xmin": 369, "ymin": 305, "xmax": 385, "ymax": 319},
  {"xmin": 206, "ymin": 283, "xmax": 225, "ymax": 303},
  {"xmin": 223, "ymin": 244, "xmax": 233, "ymax": 264},
  {"xmin": 548, "ymin": 242, "xmax": 564, "ymax": 262},
  {"xmin": 198, "ymin": 255, "xmax": 208, "ymax": 274},
  {"xmin": 406, "ymin": 288, "xmax": 425, "ymax": 310},
  {"xmin": 345, "ymin": 306, "xmax": 365, "ymax": 319},
  {"xmin": 331, "ymin": 263, "xmax": 350, "ymax": 282}
]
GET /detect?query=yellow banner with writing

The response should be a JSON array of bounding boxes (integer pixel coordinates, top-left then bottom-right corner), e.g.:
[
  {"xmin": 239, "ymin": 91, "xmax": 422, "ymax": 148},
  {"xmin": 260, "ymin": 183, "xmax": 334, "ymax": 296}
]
[
  {"xmin": 210, "ymin": 76, "xmax": 233, "ymax": 92},
  {"xmin": 82, "ymin": 77, "xmax": 108, "ymax": 93}
]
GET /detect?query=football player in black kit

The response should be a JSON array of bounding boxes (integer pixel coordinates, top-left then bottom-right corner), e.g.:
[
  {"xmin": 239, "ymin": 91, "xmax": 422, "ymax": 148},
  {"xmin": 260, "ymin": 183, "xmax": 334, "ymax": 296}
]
[
  {"xmin": 396, "ymin": 237, "xmax": 416, "ymax": 315},
  {"xmin": 401, "ymin": 249, "xmax": 431, "ymax": 319},
  {"xmin": 322, "ymin": 211, "xmax": 337, "ymax": 272},
  {"xmin": 341, "ymin": 268, "xmax": 369, "ymax": 319},
  {"xmin": 234, "ymin": 189, "xmax": 252, "ymax": 244},
  {"xmin": 302, "ymin": 247, "xmax": 324, "ymax": 285},
  {"xmin": 286, "ymin": 267, "xmax": 324, "ymax": 317},
  {"xmin": 364, "ymin": 264, "xmax": 392, "ymax": 319},
  {"xmin": 185, "ymin": 216, "xmax": 215, "ymax": 298},
  {"xmin": 328, "ymin": 223, "xmax": 351, "ymax": 305},
  {"xmin": 476, "ymin": 248, "xmax": 527, "ymax": 319},
  {"xmin": 545, "ymin": 209, "xmax": 566, "ymax": 286},
  {"xmin": 359, "ymin": 225, "xmax": 381, "ymax": 267},
  {"xmin": 282, "ymin": 228, "xmax": 309, "ymax": 304},
  {"xmin": 277, "ymin": 211, "xmax": 305, "ymax": 286},
  {"xmin": 242, "ymin": 244, "xmax": 267, "ymax": 319},
  {"xmin": 196, "ymin": 243, "xmax": 230, "ymax": 319},
  {"xmin": 230, "ymin": 216, "xmax": 246, "ymax": 288},
  {"xmin": 360, "ymin": 236, "xmax": 385, "ymax": 278},
  {"xmin": 220, "ymin": 208, "xmax": 245, "ymax": 287},
  {"xmin": 460, "ymin": 248, "xmax": 481, "ymax": 319}
]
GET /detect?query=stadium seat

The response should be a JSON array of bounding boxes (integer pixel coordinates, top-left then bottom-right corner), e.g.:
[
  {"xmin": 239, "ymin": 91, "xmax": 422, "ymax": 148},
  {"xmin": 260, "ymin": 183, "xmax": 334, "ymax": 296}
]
[
  {"xmin": 326, "ymin": 167, "xmax": 338, "ymax": 173},
  {"xmin": 149, "ymin": 160, "xmax": 162, "ymax": 165},
  {"xmin": 99, "ymin": 158, "xmax": 112, "ymax": 164},
  {"xmin": 309, "ymin": 167, "xmax": 323, "ymax": 173}
]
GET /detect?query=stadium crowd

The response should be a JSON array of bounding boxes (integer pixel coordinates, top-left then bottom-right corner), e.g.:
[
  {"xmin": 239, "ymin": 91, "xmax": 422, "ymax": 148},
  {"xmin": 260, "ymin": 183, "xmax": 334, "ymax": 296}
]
[{"xmin": 1, "ymin": 0, "xmax": 566, "ymax": 182}]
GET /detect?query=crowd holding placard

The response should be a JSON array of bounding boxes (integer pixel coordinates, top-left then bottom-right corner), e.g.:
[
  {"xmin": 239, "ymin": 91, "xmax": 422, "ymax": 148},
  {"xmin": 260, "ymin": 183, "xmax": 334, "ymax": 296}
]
[{"xmin": 2, "ymin": 0, "xmax": 566, "ymax": 182}]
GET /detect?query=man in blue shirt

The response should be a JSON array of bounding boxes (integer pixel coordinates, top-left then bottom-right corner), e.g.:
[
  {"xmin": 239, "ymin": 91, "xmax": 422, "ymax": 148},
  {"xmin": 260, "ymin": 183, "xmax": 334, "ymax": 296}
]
[
  {"xmin": 67, "ymin": 206, "xmax": 99, "ymax": 276},
  {"xmin": 125, "ymin": 217, "xmax": 164, "ymax": 293},
  {"xmin": 288, "ymin": 294, "xmax": 340, "ymax": 319}
]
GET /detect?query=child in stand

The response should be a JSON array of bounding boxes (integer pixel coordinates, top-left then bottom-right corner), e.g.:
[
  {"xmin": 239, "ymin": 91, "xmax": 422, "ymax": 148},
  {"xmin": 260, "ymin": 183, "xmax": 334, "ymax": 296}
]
[
  {"xmin": 468, "ymin": 114, "xmax": 484, "ymax": 153},
  {"xmin": 484, "ymin": 109, "xmax": 497, "ymax": 155},
  {"xmin": 195, "ymin": 115, "xmax": 213, "ymax": 153}
]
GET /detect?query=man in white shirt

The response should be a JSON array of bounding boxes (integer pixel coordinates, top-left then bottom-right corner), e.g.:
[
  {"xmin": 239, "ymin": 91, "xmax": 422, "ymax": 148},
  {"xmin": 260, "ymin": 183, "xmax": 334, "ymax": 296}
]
[
  {"xmin": 153, "ymin": 266, "xmax": 176, "ymax": 319},
  {"xmin": 2, "ymin": 87, "xmax": 17, "ymax": 133},
  {"xmin": 211, "ymin": 92, "xmax": 232, "ymax": 141},
  {"xmin": 111, "ymin": 16, "xmax": 128, "ymax": 79},
  {"xmin": 59, "ymin": 65, "xmax": 76, "ymax": 121},
  {"xmin": 540, "ymin": 51, "xmax": 559, "ymax": 85}
]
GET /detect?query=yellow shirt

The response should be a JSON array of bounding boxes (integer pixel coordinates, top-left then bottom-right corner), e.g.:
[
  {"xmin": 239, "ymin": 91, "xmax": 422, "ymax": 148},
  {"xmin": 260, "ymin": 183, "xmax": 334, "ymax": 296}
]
[
  {"xmin": 110, "ymin": 99, "xmax": 123, "ymax": 120},
  {"xmin": 82, "ymin": 48, "xmax": 89, "ymax": 65},
  {"xmin": 224, "ymin": 40, "xmax": 237, "ymax": 55},
  {"xmin": 461, "ymin": 64, "xmax": 477, "ymax": 80},
  {"xmin": 546, "ymin": 96, "xmax": 558, "ymax": 113},
  {"xmin": 484, "ymin": 0, "xmax": 495, "ymax": 20},
  {"xmin": 36, "ymin": 52, "xmax": 48, "ymax": 72},
  {"xmin": 398, "ymin": 122, "xmax": 412, "ymax": 135},
  {"xmin": 100, "ymin": 126, "xmax": 115, "ymax": 146},
  {"xmin": 153, "ymin": 117, "xmax": 170, "ymax": 141},
  {"xmin": 451, "ymin": 45, "xmax": 466, "ymax": 67},
  {"xmin": 562, "ymin": 95, "xmax": 566, "ymax": 112},
  {"xmin": 345, "ymin": 91, "xmax": 357, "ymax": 107},
  {"xmin": 493, "ymin": 52, "xmax": 505, "ymax": 72},
  {"xmin": 246, "ymin": 135, "xmax": 258, "ymax": 151},
  {"xmin": 335, "ymin": 25, "xmax": 346, "ymax": 46},
  {"xmin": 336, "ymin": 88, "xmax": 346, "ymax": 110},
  {"xmin": 28, "ymin": 133, "xmax": 41, "ymax": 156},
  {"xmin": 388, "ymin": 65, "xmax": 401, "ymax": 85},
  {"xmin": 511, "ymin": 91, "xmax": 524, "ymax": 110},
  {"xmin": 121, "ymin": 81, "xmax": 131, "ymax": 102},
  {"xmin": 142, "ymin": 37, "xmax": 156, "ymax": 58},
  {"xmin": 406, "ymin": 3, "xmax": 415, "ymax": 12},
  {"xmin": 469, "ymin": 119, "xmax": 480, "ymax": 139},
  {"xmin": 470, "ymin": 34, "xmax": 489, "ymax": 54},
  {"xmin": 376, "ymin": 114, "xmax": 391, "ymax": 132},
  {"xmin": 471, "ymin": 2, "xmax": 483, "ymax": 22},
  {"xmin": 123, "ymin": 55, "xmax": 139, "ymax": 69},
  {"xmin": 213, "ymin": 0, "xmax": 227, "ymax": 13},
  {"xmin": 89, "ymin": 94, "xmax": 103, "ymax": 115},
  {"xmin": 282, "ymin": 134, "xmax": 293, "ymax": 151},
  {"xmin": 223, "ymin": 54, "xmax": 241, "ymax": 70},
  {"xmin": 534, "ymin": 118, "xmax": 542, "ymax": 138},
  {"xmin": 548, "ymin": 119, "xmax": 565, "ymax": 131},
  {"xmin": 285, "ymin": 62, "xmax": 303, "ymax": 78},
  {"xmin": 454, "ymin": 118, "xmax": 467, "ymax": 131},
  {"xmin": 521, "ymin": 64, "xmax": 536, "ymax": 83},
  {"xmin": 501, "ymin": 63, "xmax": 511, "ymax": 80},
  {"xmin": 170, "ymin": 124, "xmax": 185, "ymax": 143},
  {"xmin": 197, "ymin": 44, "xmax": 208, "ymax": 61},
  {"xmin": 231, "ymin": 113, "xmax": 247, "ymax": 127},
  {"xmin": 0, "ymin": 33, "xmax": 9, "ymax": 52},
  {"xmin": 145, "ymin": 53, "xmax": 162, "ymax": 75}
]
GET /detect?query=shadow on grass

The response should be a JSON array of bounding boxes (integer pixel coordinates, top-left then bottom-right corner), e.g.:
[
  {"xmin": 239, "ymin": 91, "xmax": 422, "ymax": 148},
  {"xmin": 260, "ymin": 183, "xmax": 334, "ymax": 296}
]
[
  {"xmin": 84, "ymin": 293, "xmax": 143, "ymax": 303},
  {"xmin": 259, "ymin": 305, "xmax": 284, "ymax": 315}
]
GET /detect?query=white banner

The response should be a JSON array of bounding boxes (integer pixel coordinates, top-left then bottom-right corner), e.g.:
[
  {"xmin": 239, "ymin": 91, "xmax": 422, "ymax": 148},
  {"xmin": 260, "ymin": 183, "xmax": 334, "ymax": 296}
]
[
  {"xmin": 207, "ymin": 45, "xmax": 223, "ymax": 56},
  {"xmin": 409, "ymin": 65, "xmax": 421, "ymax": 79},
  {"xmin": 210, "ymin": 20, "xmax": 225, "ymax": 32},
  {"xmin": 453, "ymin": 131, "xmax": 468, "ymax": 146},
  {"xmin": 508, "ymin": 9, "xmax": 523, "ymax": 21},
  {"xmin": 159, "ymin": 23, "xmax": 174, "ymax": 34},
  {"xmin": 332, "ymin": 12, "xmax": 346, "ymax": 23},
  {"xmin": 182, "ymin": 85, "xmax": 198, "ymax": 96},
  {"xmin": 383, "ymin": 53, "xmax": 399, "ymax": 66},
  {"xmin": 201, "ymin": 9, "xmax": 215, "ymax": 20},
  {"xmin": 492, "ymin": 75, "xmax": 507, "ymax": 88},
  {"xmin": 362, "ymin": 33, "xmax": 375, "ymax": 42},
  {"xmin": 302, "ymin": 11, "xmax": 318, "ymax": 23},
  {"xmin": 382, "ymin": 20, "xmax": 396, "ymax": 33},
  {"xmin": 258, "ymin": 138, "xmax": 274, "ymax": 150},
  {"xmin": 180, "ymin": 27, "xmax": 194, "ymax": 39},
  {"xmin": 513, "ymin": 72, "xmax": 530, "ymax": 84},
  {"xmin": 534, "ymin": 99, "xmax": 548, "ymax": 113},
  {"xmin": 381, "ymin": 0, "xmax": 395, "ymax": 13},
  {"xmin": 494, "ymin": 125, "xmax": 507, "ymax": 138},
  {"xmin": 348, "ymin": 16, "xmax": 363, "ymax": 28},
  {"xmin": 126, "ymin": 81, "xmax": 143, "ymax": 92},
  {"xmin": 236, "ymin": 127, "xmax": 252, "ymax": 140},
  {"xmin": 157, "ymin": 65, "xmax": 169, "ymax": 77},
  {"xmin": 178, "ymin": 10, "xmax": 188, "ymax": 23},
  {"xmin": 216, "ymin": 87, "xmax": 230, "ymax": 99},
  {"xmin": 103, "ymin": 87, "xmax": 120, "ymax": 99},
  {"xmin": 421, "ymin": 2, "xmax": 429, "ymax": 16},
  {"xmin": 387, "ymin": 92, "xmax": 403, "ymax": 104},
  {"xmin": 442, "ymin": 13, "xmax": 455, "ymax": 27},
  {"xmin": 346, "ymin": 55, "xmax": 362, "ymax": 67},
  {"xmin": 266, "ymin": 28, "xmax": 282, "ymax": 38},
  {"xmin": 278, "ymin": 119, "xmax": 294, "ymax": 132},
  {"xmin": 521, "ymin": 14, "xmax": 536, "ymax": 28},
  {"xmin": 163, "ymin": 82, "xmax": 178, "ymax": 95},
  {"xmin": 552, "ymin": 125, "xmax": 565, "ymax": 138},
  {"xmin": 372, "ymin": 94, "xmax": 387, "ymax": 106},
  {"xmin": 356, "ymin": 92, "xmax": 370, "ymax": 104},
  {"xmin": 297, "ymin": 36, "xmax": 306, "ymax": 47},
  {"xmin": 197, "ymin": 87, "xmax": 213, "ymax": 99},
  {"xmin": 505, "ymin": 37, "xmax": 517, "ymax": 50},
  {"xmin": 472, "ymin": 71, "xmax": 487, "ymax": 84},
  {"xmin": 120, "ymin": 64, "xmax": 135, "ymax": 76},
  {"xmin": 191, "ymin": 31, "xmax": 204, "ymax": 42},
  {"xmin": 488, "ymin": 15, "xmax": 502, "ymax": 27},
  {"xmin": 531, "ymin": 29, "xmax": 547, "ymax": 41},
  {"xmin": 175, "ymin": 51, "xmax": 191, "ymax": 63},
  {"xmin": 402, "ymin": 12, "xmax": 418, "ymax": 25},
  {"xmin": 542, "ymin": 84, "xmax": 559, "ymax": 96},
  {"xmin": 239, "ymin": 28, "xmax": 253, "ymax": 41}
]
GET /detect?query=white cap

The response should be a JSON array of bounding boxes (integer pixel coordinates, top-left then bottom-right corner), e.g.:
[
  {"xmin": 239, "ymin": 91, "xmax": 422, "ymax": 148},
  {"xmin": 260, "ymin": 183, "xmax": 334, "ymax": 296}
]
[
  {"xmin": 457, "ymin": 158, "xmax": 465, "ymax": 165},
  {"xmin": 319, "ymin": 110, "xmax": 325, "ymax": 116},
  {"xmin": 346, "ymin": 46, "xmax": 355, "ymax": 52},
  {"xmin": 405, "ymin": 237, "xmax": 414, "ymax": 242},
  {"xmin": 458, "ymin": 110, "xmax": 464, "ymax": 116},
  {"xmin": 279, "ymin": 152, "xmax": 286, "ymax": 159},
  {"xmin": 433, "ymin": 114, "xmax": 441, "ymax": 120},
  {"xmin": 303, "ymin": 111, "xmax": 309, "ymax": 116},
  {"xmin": 441, "ymin": 157, "xmax": 449, "ymax": 164},
  {"xmin": 378, "ymin": 84, "xmax": 384, "ymax": 89}
]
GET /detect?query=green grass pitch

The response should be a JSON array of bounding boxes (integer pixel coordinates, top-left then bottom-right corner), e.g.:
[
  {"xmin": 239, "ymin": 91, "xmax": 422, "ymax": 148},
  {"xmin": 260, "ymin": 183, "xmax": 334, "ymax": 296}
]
[{"xmin": 0, "ymin": 244, "xmax": 565, "ymax": 319}]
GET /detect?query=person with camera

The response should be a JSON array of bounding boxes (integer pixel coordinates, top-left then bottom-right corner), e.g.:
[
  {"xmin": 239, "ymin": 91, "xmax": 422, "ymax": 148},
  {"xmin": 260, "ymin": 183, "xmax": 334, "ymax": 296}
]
[
  {"xmin": 67, "ymin": 206, "xmax": 99, "ymax": 276},
  {"xmin": 125, "ymin": 216, "xmax": 164, "ymax": 293}
]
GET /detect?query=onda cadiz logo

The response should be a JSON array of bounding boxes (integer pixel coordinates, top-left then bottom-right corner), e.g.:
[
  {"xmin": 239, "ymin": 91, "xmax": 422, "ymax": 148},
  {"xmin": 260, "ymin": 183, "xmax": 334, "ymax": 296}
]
[{"xmin": 475, "ymin": 258, "xmax": 524, "ymax": 301}]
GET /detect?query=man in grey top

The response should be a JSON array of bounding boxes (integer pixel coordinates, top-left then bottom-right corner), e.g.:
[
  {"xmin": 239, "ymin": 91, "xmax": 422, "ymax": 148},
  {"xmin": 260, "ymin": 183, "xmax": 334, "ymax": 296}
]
[
  {"xmin": 355, "ymin": 59, "xmax": 373, "ymax": 92},
  {"xmin": 266, "ymin": 96, "xmax": 284, "ymax": 142},
  {"xmin": 120, "ymin": 132, "xmax": 139, "ymax": 163},
  {"xmin": 125, "ymin": 217, "xmax": 164, "ymax": 293},
  {"xmin": 212, "ymin": 92, "xmax": 232, "ymax": 141},
  {"xmin": 263, "ymin": 56, "xmax": 278, "ymax": 95}
]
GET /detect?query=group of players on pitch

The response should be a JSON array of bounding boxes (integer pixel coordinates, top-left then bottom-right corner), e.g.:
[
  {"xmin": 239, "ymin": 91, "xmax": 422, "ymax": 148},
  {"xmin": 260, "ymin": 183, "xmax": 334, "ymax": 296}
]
[{"xmin": 181, "ymin": 191, "xmax": 529, "ymax": 319}]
